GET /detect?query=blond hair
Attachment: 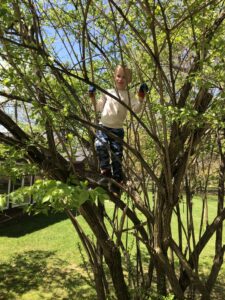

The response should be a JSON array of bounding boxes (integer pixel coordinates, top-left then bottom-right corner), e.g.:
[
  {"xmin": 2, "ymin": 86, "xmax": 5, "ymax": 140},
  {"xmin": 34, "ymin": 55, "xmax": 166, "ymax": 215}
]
[{"xmin": 114, "ymin": 64, "xmax": 132, "ymax": 83}]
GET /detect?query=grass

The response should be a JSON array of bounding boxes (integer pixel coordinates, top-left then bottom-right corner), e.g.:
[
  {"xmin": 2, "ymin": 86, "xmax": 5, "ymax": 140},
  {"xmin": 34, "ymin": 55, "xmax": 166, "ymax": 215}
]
[
  {"xmin": 171, "ymin": 194, "xmax": 225, "ymax": 299},
  {"xmin": 0, "ymin": 197, "xmax": 224, "ymax": 300},
  {"xmin": 0, "ymin": 211, "xmax": 96, "ymax": 300}
]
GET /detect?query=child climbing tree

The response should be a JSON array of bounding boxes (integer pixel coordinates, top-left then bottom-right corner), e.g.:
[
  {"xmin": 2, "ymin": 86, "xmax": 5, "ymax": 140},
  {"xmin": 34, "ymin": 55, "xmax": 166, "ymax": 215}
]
[{"xmin": 89, "ymin": 65, "xmax": 148, "ymax": 195}]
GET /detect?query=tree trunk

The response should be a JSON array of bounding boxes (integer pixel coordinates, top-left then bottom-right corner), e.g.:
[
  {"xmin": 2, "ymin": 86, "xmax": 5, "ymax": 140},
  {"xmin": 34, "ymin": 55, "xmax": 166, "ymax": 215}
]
[
  {"xmin": 80, "ymin": 202, "xmax": 130, "ymax": 300},
  {"xmin": 154, "ymin": 188, "xmax": 185, "ymax": 299},
  {"xmin": 154, "ymin": 190, "xmax": 167, "ymax": 297},
  {"xmin": 66, "ymin": 210, "xmax": 107, "ymax": 300}
]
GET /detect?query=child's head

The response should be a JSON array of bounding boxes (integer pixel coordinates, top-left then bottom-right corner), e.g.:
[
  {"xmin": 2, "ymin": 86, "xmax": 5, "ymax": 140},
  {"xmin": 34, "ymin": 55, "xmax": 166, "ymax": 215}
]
[{"xmin": 114, "ymin": 65, "xmax": 132, "ymax": 90}]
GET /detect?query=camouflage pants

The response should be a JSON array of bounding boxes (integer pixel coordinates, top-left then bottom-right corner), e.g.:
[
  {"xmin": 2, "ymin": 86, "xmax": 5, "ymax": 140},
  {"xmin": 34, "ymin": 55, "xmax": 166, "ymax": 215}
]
[{"xmin": 95, "ymin": 125, "xmax": 124, "ymax": 182}]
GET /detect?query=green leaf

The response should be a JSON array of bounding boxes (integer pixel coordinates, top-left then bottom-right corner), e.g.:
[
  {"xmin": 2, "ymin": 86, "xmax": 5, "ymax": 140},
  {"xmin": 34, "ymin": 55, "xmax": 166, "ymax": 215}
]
[{"xmin": 0, "ymin": 195, "xmax": 7, "ymax": 211}]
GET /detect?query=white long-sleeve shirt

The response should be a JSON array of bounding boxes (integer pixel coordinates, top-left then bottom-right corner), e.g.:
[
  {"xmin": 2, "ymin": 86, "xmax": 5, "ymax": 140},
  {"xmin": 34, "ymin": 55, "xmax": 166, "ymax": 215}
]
[{"xmin": 96, "ymin": 89, "xmax": 143, "ymax": 128}]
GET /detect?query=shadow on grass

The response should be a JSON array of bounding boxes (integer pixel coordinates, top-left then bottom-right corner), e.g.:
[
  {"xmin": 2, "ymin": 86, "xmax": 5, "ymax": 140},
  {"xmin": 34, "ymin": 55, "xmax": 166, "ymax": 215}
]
[
  {"xmin": 199, "ymin": 258, "xmax": 225, "ymax": 300},
  {"xmin": 135, "ymin": 251, "xmax": 225, "ymax": 300},
  {"xmin": 0, "ymin": 212, "xmax": 69, "ymax": 238},
  {"xmin": 0, "ymin": 250, "xmax": 96, "ymax": 300}
]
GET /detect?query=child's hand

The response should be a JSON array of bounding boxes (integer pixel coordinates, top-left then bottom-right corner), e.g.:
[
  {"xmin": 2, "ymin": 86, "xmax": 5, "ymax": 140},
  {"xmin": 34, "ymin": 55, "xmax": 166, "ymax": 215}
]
[
  {"xmin": 89, "ymin": 85, "xmax": 96, "ymax": 97},
  {"xmin": 138, "ymin": 83, "xmax": 149, "ymax": 99}
]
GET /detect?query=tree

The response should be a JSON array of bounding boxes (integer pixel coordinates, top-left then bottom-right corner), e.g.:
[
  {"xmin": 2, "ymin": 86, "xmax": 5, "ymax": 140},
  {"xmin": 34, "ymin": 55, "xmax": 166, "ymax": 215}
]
[{"xmin": 0, "ymin": 1, "xmax": 225, "ymax": 299}]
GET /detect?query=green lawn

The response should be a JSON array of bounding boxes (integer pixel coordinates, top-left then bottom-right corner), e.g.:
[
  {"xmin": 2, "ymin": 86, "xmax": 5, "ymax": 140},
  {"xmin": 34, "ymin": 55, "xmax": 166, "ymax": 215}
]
[
  {"xmin": 0, "ymin": 198, "xmax": 224, "ymax": 300},
  {"xmin": 0, "ymin": 211, "xmax": 96, "ymax": 300},
  {"xmin": 171, "ymin": 195, "xmax": 225, "ymax": 299}
]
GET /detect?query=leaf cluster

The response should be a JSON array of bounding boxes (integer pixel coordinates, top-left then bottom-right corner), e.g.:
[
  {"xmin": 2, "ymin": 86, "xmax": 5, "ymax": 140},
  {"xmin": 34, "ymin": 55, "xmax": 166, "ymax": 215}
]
[
  {"xmin": 0, "ymin": 178, "xmax": 108, "ymax": 214},
  {"xmin": 0, "ymin": 144, "xmax": 38, "ymax": 178}
]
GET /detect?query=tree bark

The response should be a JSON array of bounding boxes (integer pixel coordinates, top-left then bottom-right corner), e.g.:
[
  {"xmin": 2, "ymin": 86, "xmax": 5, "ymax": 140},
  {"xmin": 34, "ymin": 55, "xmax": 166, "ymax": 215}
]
[
  {"xmin": 80, "ymin": 202, "xmax": 130, "ymax": 300},
  {"xmin": 154, "ymin": 188, "xmax": 185, "ymax": 299}
]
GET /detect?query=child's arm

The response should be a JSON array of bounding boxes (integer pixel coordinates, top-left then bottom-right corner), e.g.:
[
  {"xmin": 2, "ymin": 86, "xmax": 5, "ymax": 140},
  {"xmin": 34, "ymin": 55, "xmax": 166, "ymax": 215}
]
[
  {"xmin": 89, "ymin": 85, "xmax": 106, "ymax": 116},
  {"xmin": 131, "ymin": 83, "xmax": 149, "ymax": 114},
  {"xmin": 89, "ymin": 85, "xmax": 97, "ymax": 111},
  {"xmin": 138, "ymin": 83, "xmax": 149, "ymax": 102},
  {"xmin": 89, "ymin": 85, "xmax": 99, "ymax": 124}
]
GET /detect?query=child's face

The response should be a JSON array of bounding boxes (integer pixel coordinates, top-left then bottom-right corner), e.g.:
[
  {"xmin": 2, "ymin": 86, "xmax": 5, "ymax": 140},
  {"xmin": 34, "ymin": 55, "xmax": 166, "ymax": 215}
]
[{"xmin": 114, "ymin": 67, "xmax": 130, "ymax": 90}]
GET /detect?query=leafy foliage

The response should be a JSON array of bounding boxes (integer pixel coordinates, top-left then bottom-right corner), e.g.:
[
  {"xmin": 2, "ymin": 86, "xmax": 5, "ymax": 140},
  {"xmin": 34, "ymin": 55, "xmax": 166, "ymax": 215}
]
[
  {"xmin": 0, "ymin": 179, "xmax": 108, "ymax": 213},
  {"xmin": 0, "ymin": 145, "xmax": 38, "ymax": 178}
]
